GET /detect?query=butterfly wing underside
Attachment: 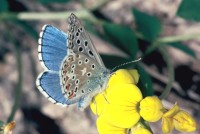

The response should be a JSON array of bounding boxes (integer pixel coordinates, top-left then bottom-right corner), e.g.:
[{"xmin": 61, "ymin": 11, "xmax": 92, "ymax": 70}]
[
  {"xmin": 59, "ymin": 14, "xmax": 109, "ymax": 108},
  {"xmin": 60, "ymin": 52, "xmax": 103, "ymax": 105},
  {"xmin": 67, "ymin": 13, "xmax": 105, "ymax": 67}
]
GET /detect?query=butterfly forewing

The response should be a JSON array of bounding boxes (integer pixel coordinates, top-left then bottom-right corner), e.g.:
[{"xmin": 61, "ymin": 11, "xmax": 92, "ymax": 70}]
[{"xmin": 67, "ymin": 13, "xmax": 105, "ymax": 67}]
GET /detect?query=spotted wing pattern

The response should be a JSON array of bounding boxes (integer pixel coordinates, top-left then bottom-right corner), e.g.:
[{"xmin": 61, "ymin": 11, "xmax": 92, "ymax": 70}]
[
  {"xmin": 67, "ymin": 13, "xmax": 105, "ymax": 67},
  {"xmin": 60, "ymin": 52, "xmax": 104, "ymax": 105}
]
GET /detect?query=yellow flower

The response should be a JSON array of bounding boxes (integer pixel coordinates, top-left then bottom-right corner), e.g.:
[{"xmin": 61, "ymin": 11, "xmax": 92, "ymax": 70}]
[
  {"xmin": 173, "ymin": 110, "xmax": 197, "ymax": 132},
  {"xmin": 97, "ymin": 115, "xmax": 126, "ymax": 134},
  {"xmin": 163, "ymin": 103, "xmax": 180, "ymax": 118},
  {"xmin": 105, "ymin": 84, "xmax": 142, "ymax": 128},
  {"xmin": 131, "ymin": 125, "xmax": 152, "ymax": 134},
  {"xmin": 162, "ymin": 103, "xmax": 197, "ymax": 134},
  {"xmin": 108, "ymin": 69, "xmax": 139, "ymax": 87},
  {"xmin": 140, "ymin": 96, "xmax": 163, "ymax": 122},
  {"xmin": 162, "ymin": 117, "xmax": 174, "ymax": 134},
  {"xmin": 90, "ymin": 69, "xmax": 142, "ymax": 133},
  {"xmin": 90, "ymin": 69, "xmax": 140, "ymax": 116},
  {"xmin": 4, "ymin": 121, "xmax": 16, "ymax": 134}
]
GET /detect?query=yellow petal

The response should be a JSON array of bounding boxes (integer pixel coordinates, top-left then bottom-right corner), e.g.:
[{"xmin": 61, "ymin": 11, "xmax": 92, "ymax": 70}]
[
  {"xmin": 131, "ymin": 127, "xmax": 152, "ymax": 134},
  {"xmin": 90, "ymin": 92, "xmax": 107, "ymax": 115},
  {"xmin": 4, "ymin": 121, "xmax": 16, "ymax": 134},
  {"xmin": 105, "ymin": 84, "xmax": 142, "ymax": 128},
  {"xmin": 140, "ymin": 96, "xmax": 163, "ymax": 122},
  {"xmin": 162, "ymin": 117, "xmax": 174, "ymax": 134},
  {"xmin": 90, "ymin": 69, "xmax": 140, "ymax": 115},
  {"xmin": 128, "ymin": 69, "xmax": 140, "ymax": 84},
  {"xmin": 163, "ymin": 103, "xmax": 180, "ymax": 118},
  {"xmin": 108, "ymin": 69, "xmax": 138, "ymax": 87},
  {"xmin": 173, "ymin": 110, "xmax": 197, "ymax": 132},
  {"xmin": 97, "ymin": 116, "xmax": 126, "ymax": 134}
]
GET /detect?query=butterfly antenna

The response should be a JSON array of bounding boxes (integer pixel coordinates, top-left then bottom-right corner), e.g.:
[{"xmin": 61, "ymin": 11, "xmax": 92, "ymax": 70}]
[{"xmin": 111, "ymin": 57, "xmax": 142, "ymax": 72}]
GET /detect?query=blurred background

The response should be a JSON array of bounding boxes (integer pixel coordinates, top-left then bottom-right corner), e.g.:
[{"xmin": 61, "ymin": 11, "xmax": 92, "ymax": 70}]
[{"xmin": 0, "ymin": 0, "xmax": 200, "ymax": 134}]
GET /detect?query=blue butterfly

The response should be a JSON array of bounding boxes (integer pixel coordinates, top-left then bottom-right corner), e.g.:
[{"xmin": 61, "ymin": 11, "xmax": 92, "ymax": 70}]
[{"xmin": 36, "ymin": 13, "xmax": 110, "ymax": 110}]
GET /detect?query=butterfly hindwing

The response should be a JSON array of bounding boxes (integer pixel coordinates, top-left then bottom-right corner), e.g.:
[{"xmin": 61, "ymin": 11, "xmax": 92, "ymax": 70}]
[
  {"xmin": 38, "ymin": 25, "xmax": 68, "ymax": 71},
  {"xmin": 36, "ymin": 71, "xmax": 68, "ymax": 106},
  {"xmin": 60, "ymin": 52, "xmax": 103, "ymax": 105}
]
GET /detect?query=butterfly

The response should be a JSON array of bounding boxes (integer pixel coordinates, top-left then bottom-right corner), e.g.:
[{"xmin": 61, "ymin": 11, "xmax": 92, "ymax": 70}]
[{"xmin": 36, "ymin": 13, "xmax": 110, "ymax": 110}]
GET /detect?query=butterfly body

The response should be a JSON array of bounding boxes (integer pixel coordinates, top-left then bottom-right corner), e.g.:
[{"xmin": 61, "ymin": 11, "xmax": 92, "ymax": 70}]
[{"xmin": 36, "ymin": 13, "xmax": 110, "ymax": 110}]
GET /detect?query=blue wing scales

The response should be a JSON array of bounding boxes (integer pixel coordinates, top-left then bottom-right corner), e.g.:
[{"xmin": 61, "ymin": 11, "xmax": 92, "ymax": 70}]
[
  {"xmin": 36, "ymin": 71, "xmax": 68, "ymax": 106},
  {"xmin": 38, "ymin": 24, "xmax": 68, "ymax": 71}
]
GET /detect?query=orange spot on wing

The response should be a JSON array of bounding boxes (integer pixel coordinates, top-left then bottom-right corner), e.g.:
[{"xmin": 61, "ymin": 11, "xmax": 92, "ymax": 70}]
[
  {"xmin": 68, "ymin": 90, "xmax": 74, "ymax": 99},
  {"xmin": 65, "ymin": 83, "xmax": 70, "ymax": 90}
]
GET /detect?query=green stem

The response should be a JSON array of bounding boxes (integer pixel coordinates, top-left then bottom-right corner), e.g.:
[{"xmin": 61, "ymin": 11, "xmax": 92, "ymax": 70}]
[
  {"xmin": 144, "ymin": 33, "xmax": 200, "ymax": 55},
  {"xmin": 156, "ymin": 33, "xmax": 200, "ymax": 43},
  {"xmin": 159, "ymin": 47, "xmax": 174, "ymax": 99},
  {"xmin": 6, "ymin": 30, "xmax": 23, "ymax": 123},
  {"xmin": 0, "ymin": 10, "xmax": 97, "ymax": 22}
]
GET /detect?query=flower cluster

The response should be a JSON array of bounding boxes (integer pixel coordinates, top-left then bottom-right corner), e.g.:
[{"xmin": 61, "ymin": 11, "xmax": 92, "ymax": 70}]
[{"xmin": 90, "ymin": 69, "xmax": 197, "ymax": 134}]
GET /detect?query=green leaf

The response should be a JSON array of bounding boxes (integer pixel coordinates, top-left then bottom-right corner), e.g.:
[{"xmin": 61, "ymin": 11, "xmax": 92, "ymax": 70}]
[
  {"xmin": 177, "ymin": 0, "xmax": 200, "ymax": 21},
  {"xmin": 0, "ymin": 0, "xmax": 9, "ymax": 12},
  {"xmin": 165, "ymin": 42, "xmax": 196, "ymax": 59},
  {"xmin": 38, "ymin": 0, "xmax": 70, "ymax": 4},
  {"xmin": 137, "ymin": 65, "xmax": 153, "ymax": 97},
  {"xmin": 101, "ymin": 55, "xmax": 132, "ymax": 70},
  {"xmin": 103, "ymin": 22, "xmax": 138, "ymax": 58},
  {"xmin": 132, "ymin": 9, "xmax": 162, "ymax": 41}
]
